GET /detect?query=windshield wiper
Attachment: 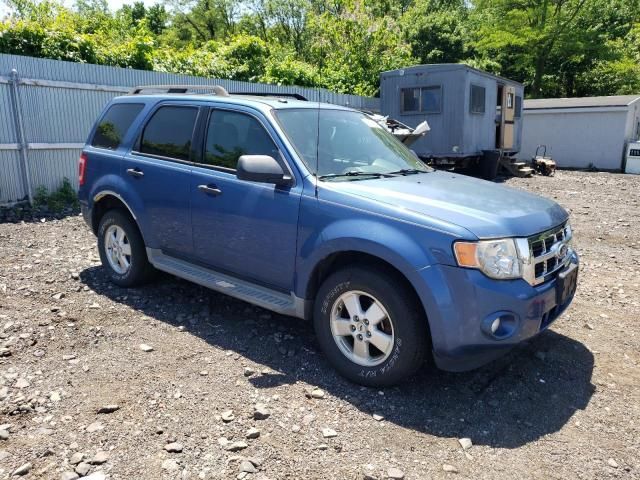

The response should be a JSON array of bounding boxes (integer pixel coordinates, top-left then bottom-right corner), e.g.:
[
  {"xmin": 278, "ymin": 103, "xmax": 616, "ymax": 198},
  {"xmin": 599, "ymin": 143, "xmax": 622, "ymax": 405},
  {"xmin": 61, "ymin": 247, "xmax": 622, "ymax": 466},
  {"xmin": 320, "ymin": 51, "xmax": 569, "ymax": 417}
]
[
  {"xmin": 318, "ymin": 171, "xmax": 392, "ymax": 180},
  {"xmin": 386, "ymin": 168, "xmax": 428, "ymax": 176}
]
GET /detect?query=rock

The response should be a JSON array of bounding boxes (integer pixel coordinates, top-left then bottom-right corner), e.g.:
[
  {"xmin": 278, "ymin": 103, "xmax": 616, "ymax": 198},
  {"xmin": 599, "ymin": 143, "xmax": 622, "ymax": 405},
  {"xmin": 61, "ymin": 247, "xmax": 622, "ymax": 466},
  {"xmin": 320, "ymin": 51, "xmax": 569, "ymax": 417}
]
[
  {"xmin": 69, "ymin": 452, "xmax": 84, "ymax": 465},
  {"xmin": 607, "ymin": 458, "xmax": 618, "ymax": 468},
  {"xmin": 584, "ymin": 323, "xmax": 595, "ymax": 330},
  {"xmin": 89, "ymin": 451, "xmax": 108, "ymax": 465},
  {"xmin": 243, "ymin": 367, "xmax": 255, "ymax": 377},
  {"xmin": 372, "ymin": 414, "xmax": 384, "ymax": 421},
  {"xmin": 50, "ymin": 391, "xmax": 62, "ymax": 402},
  {"xmin": 221, "ymin": 410, "xmax": 235, "ymax": 422},
  {"xmin": 53, "ymin": 292, "xmax": 65, "ymax": 300},
  {"xmin": 291, "ymin": 425, "xmax": 301, "ymax": 433},
  {"xmin": 225, "ymin": 441, "xmax": 248, "ymax": 452},
  {"xmin": 199, "ymin": 370, "xmax": 208, "ymax": 376},
  {"xmin": 317, "ymin": 443, "xmax": 329, "ymax": 450},
  {"xmin": 75, "ymin": 462, "xmax": 91, "ymax": 476},
  {"xmin": 387, "ymin": 467, "xmax": 405, "ymax": 479},
  {"xmin": 239, "ymin": 460, "xmax": 257, "ymax": 473},
  {"xmin": 15, "ymin": 378, "xmax": 30, "ymax": 389},
  {"xmin": 302, "ymin": 414, "xmax": 315, "ymax": 425},
  {"xmin": 84, "ymin": 473, "xmax": 106, "ymax": 480},
  {"xmin": 0, "ymin": 347, "xmax": 11, "ymax": 357},
  {"xmin": 86, "ymin": 422, "xmax": 103, "ymax": 433},
  {"xmin": 245, "ymin": 427, "xmax": 260, "ymax": 439},
  {"xmin": 13, "ymin": 463, "xmax": 32, "ymax": 476},
  {"xmin": 139, "ymin": 344, "xmax": 154, "ymax": 352},
  {"xmin": 253, "ymin": 404, "xmax": 270, "ymax": 420},
  {"xmin": 458, "ymin": 437, "xmax": 472, "ymax": 450},
  {"xmin": 0, "ymin": 429, "xmax": 8, "ymax": 440},
  {"xmin": 165, "ymin": 442, "xmax": 184, "ymax": 453},
  {"xmin": 97, "ymin": 404, "xmax": 120, "ymax": 414},
  {"xmin": 162, "ymin": 459, "xmax": 180, "ymax": 471},
  {"xmin": 310, "ymin": 388, "xmax": 325, "ymax": 399},
  {"xmin": 442, "ymin": 464, "xmax": 459, "ymax": 473},
  {"xmin": 61, "ymin": 472, "xmax": 80, "ymax": 480},
  {"xmin": 321, "ymin": 428, "xmax": 337, "ymax": 438}
]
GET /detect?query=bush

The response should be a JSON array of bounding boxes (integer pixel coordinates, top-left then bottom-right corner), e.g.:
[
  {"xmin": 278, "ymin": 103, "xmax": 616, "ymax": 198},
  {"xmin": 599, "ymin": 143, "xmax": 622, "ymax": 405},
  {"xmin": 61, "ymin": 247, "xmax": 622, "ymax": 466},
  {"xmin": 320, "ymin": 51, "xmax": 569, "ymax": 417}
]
[{"xmin": 33, "ymin": 178, "xmax": 79, "ymax": 213}]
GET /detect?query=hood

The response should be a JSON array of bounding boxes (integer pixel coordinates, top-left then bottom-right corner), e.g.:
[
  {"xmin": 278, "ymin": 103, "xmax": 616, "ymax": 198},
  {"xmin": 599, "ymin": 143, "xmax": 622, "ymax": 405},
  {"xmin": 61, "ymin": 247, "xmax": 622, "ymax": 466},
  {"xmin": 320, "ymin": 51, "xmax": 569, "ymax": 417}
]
[{"xmin": 323, "ymin": 171, "xmax": 568, "ymax": 238}]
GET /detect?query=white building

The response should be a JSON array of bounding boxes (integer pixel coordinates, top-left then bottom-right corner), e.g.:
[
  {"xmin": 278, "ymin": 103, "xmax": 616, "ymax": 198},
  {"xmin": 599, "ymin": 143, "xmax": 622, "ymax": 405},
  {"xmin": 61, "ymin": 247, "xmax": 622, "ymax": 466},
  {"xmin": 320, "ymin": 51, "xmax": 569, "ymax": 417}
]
[{"xmin": 521, "ymin": 95, "xmax": 640, "ymax": 171}]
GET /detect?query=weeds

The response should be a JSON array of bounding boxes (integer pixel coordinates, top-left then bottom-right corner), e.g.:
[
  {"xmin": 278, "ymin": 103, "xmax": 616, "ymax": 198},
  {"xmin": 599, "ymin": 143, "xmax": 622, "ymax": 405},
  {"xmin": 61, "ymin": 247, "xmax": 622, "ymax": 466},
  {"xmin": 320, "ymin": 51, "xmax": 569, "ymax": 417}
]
[{"xmin": 33, "ymin": 177, "xmax": 79, "ymax": 213}]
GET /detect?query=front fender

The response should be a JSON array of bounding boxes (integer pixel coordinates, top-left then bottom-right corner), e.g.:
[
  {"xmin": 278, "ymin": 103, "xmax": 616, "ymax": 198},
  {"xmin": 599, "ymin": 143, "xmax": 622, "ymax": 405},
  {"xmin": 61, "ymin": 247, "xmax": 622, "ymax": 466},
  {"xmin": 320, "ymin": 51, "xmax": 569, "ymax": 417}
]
[{"xmin": 296, "ymin": 217, "xmax": 437, "ymax": 300}]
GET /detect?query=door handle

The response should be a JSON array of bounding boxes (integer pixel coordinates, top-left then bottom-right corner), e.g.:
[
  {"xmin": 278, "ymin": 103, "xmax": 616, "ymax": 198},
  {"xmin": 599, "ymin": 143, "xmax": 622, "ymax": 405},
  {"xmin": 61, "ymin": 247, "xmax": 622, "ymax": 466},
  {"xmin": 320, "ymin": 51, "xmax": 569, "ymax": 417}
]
[
  {"xmin": 126, "ymin": 168, "xmax": 144, "ymax": 178},
  {"xmin": 198, "ymin": 184, "xmax": 222, "ymax": 196}
]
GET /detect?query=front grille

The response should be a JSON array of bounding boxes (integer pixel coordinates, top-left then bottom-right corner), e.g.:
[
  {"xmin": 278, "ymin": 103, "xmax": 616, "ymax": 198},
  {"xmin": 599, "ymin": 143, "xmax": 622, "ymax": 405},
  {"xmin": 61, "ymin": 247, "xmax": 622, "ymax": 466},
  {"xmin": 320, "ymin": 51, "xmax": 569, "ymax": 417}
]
[{"xmin": 527, "ymin": 223, "xmax": 572, "ymax": 285}]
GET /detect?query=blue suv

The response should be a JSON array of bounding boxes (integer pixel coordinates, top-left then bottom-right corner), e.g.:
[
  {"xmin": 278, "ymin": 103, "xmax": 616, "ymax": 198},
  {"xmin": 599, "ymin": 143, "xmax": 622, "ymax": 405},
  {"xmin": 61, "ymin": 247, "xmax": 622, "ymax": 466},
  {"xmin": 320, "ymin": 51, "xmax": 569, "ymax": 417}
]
[{"xmin": 78, "ymin": 85, "xmax": 579, "ymax": 387}]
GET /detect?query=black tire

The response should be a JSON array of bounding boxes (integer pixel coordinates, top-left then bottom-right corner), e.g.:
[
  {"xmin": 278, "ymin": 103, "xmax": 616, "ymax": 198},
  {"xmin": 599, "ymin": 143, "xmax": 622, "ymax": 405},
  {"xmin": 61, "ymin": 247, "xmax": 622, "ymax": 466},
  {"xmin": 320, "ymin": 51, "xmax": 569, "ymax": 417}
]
[
  {"xmin": 97, "ymin": 209, "xmax": 155, "ymax": 287},
  {"xmin": 313, "ymin": 266, "xmax": 428, "ymax": 387}
]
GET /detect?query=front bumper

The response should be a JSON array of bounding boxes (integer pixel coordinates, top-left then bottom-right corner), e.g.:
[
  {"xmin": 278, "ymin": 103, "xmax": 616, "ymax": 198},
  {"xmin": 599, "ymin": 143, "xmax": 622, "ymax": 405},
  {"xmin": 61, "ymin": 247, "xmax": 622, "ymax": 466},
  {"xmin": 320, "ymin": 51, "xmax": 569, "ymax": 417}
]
[{"xmin": 415, "ymin": 252, "xmax": 579, "ymax": 372}]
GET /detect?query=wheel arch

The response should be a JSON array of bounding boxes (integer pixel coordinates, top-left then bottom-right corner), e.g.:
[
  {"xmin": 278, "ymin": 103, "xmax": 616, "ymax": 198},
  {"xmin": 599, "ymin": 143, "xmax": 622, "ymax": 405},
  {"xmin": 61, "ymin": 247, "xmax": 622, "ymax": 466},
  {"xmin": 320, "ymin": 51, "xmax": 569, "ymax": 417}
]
[{"xmin": 91, "ymin": 191, "xmax": 138, "ymax": 235}]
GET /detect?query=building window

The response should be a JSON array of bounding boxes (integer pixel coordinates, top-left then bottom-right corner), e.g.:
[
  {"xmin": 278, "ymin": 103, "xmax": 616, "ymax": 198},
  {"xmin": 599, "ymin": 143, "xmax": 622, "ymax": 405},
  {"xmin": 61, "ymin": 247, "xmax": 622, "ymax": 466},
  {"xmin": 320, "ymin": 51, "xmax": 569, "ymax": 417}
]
[
  {"xmin": 470, "ymin": 85, "xmax": 486, "ymax": 114},
  {"xmin": 400, "ymin": 86, "xmax": 442, "ymax": 114},
  {"xmin": 507, "ymin": 92, "xmax": 514, "ymax": 109},
  {"xmin": 515, "ymin": 95, "xmax": 522, "ymax": 118}
]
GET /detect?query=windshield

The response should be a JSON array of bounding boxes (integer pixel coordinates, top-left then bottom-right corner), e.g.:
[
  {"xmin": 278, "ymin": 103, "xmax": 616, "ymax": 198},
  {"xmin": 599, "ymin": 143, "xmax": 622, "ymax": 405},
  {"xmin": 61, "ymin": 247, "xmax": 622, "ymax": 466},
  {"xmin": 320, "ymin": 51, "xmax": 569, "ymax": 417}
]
[{"xmin": 274, "ymin": 108, "xmax": 431, "ymax": 180}]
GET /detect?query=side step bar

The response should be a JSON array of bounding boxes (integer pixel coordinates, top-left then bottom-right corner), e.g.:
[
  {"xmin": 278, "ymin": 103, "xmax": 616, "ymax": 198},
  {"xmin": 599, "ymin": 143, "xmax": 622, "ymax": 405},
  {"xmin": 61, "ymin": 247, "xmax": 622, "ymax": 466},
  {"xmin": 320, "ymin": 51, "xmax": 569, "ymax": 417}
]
[{"xmin": 146, "ymin": 248, "xmax": 305, "ymax": 319}]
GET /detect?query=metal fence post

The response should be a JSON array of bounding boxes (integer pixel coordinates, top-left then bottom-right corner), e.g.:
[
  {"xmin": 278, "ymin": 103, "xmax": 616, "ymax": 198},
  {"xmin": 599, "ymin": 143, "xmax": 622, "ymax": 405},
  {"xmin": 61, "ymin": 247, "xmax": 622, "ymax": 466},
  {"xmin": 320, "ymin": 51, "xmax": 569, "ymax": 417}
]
[{"xmin": 8, "ymin": 68, "xmax": 33, "ymax": 205}]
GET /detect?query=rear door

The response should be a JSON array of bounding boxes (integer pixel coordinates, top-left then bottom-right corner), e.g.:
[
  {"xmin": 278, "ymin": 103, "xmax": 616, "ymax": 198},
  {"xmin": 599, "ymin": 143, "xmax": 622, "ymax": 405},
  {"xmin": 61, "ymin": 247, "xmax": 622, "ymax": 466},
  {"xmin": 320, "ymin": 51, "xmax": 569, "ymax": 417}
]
[
  {"xmin": 189, "ymin": 106, "xmax": 301, "ymax": 291},
  {"xmin": 123, "ymin": 103, "xmax": 200, "ymax": 257}
]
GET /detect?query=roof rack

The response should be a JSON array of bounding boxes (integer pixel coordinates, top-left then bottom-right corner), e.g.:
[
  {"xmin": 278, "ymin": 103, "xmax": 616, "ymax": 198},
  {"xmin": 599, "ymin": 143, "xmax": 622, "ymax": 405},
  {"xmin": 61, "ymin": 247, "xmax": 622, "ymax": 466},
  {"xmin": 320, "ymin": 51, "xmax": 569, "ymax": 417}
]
[
  {"xmin": 129, "ymin": 85, "xmax": 230, "ymax": 96},
  {"xmin": 230, "ymin": 92, "xmax": 308, "ymax": 101}
]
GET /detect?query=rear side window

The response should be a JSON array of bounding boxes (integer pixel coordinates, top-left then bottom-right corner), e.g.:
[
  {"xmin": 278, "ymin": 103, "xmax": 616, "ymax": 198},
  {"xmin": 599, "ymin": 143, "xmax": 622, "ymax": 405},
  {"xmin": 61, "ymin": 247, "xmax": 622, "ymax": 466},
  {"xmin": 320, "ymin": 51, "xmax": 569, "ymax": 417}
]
[
  {"xmin": 91, "ymin": 103, "xmax": 144, "ymax": 150},
  {"xmin": 139, "ymin": 106, "xmax": 198, "ymax": 161},
  {"xmin": 202, "ymin": 110, "xmax": 279, "ymax": 170}
]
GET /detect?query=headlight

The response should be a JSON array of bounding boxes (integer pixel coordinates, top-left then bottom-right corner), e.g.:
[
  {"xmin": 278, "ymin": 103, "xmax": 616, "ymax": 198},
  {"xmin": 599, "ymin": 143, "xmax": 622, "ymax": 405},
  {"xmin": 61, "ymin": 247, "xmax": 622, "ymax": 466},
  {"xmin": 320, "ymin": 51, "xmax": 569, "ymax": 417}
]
[{"xmin": 453, "ymin": 238, "xmax": 521, "ymax": 279}]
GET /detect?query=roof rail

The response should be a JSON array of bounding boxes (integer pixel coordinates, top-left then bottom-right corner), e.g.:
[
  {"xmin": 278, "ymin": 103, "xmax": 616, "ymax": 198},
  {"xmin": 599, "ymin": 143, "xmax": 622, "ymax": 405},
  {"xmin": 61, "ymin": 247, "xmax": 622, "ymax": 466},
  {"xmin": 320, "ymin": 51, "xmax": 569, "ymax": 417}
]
[
  {"xmin": 129, "ymin": 85, "xmax": 230, "ymax": 96},
  {"xmin": 230, "ymin": 92, "xmax": 308, "ymax": 101}
]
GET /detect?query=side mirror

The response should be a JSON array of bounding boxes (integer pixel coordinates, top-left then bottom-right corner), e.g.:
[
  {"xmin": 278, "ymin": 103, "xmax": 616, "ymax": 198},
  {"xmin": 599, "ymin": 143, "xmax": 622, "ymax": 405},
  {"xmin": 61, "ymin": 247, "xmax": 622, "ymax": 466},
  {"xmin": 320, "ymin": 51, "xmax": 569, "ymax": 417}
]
[{"xmin": 237, "ymin": 155, "xmax": 292, "ymax": 186}]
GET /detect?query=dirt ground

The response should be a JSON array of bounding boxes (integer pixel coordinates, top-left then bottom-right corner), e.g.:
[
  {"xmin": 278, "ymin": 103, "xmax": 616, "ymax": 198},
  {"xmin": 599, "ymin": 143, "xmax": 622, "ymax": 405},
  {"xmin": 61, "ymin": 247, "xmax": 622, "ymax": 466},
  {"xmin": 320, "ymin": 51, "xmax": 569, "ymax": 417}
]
[{"xmin": 0, "ymin": 170, "xmax": 639, "ymax": 480}]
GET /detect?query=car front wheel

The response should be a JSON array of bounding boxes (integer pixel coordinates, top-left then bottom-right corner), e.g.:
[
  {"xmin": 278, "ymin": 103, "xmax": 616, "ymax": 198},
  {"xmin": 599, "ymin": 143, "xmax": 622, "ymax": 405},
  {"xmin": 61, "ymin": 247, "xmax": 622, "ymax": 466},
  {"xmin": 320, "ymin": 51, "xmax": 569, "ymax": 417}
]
[{"xmin": 313, "ymin": 266, "xmax": 428, "ymax": 387}]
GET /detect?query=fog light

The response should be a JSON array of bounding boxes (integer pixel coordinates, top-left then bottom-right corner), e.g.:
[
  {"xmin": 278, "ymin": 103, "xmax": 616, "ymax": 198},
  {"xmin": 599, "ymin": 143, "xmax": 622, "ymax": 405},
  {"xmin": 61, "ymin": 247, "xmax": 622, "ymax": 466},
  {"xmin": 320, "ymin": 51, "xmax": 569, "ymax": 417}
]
[
  {"xmin": 490, "ymin": 317, "xmax": 501, "ymax": 334},
  {"xmin": 481, "ymin": 311, "xmax": 519, "ymax": 340}
]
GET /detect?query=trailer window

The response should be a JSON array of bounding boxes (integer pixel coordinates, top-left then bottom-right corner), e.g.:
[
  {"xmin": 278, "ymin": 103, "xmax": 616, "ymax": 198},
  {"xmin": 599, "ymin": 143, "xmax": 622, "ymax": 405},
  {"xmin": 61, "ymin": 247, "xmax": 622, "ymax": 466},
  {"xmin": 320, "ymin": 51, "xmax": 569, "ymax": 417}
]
[
  {"xmin": 421, "ymin": 86, "xmax": 442, "ymax": 113},
  {"xmin": 470, "ymin": 85, "xmax": 486, "ymax": 114},
  {"xmin": 401, "ymin": 88, "xmax": 421, "ymax": 113},
  {"xmin": 515, "ymin": 95, "xmax": 522, "ymax": 118},
  {"xmin": 400, "ymin": 86, "xmax": 441, "ymax": 114}
]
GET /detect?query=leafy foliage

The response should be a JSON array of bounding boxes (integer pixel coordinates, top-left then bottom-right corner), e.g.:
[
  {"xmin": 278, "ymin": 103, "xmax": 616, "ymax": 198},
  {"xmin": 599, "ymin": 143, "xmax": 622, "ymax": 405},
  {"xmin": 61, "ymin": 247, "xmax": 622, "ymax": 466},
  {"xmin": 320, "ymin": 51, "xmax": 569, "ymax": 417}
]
[
  {"xmin": 33, "ymin": 178, "xmax": 79, "ymax": 212},
  {"xmin": 1, "ymin": 0, "xmax": 638, "ymax": 97}
]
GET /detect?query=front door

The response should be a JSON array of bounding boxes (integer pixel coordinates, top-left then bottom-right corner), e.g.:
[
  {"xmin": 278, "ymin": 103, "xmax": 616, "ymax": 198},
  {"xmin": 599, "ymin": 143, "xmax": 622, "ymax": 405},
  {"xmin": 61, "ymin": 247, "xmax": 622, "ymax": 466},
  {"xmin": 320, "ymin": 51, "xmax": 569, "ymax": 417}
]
[
  {"xmin": 502, "ymin": 86, "xmax": 516, "ymax": 149},
  {"xmin": 190, "ymin": 106, "xmax": 301, "ymax": 291},
  {"xmin": 123, "ymin": 104, "xmax": 199, "ymax": 257}
]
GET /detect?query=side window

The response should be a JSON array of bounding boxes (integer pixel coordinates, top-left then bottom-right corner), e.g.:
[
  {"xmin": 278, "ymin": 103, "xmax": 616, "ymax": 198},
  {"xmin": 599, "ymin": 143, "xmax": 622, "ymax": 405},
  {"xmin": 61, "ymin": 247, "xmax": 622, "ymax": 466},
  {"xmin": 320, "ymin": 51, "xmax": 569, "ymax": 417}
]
[
  {"xmin": 507, "ymin": 92, "xmax": 514, "ymax": 109},
  {"xmin": 421, "ymin": 86, "xmax": 442, "ymax": 113},
  {"xmin": 91, "ymin": 103, "xmax": 144, "ymax": 150},
  {"xmin": 470, "ymin": 85, "xmax": 486, "ymax": 114},
  {"xmin": 515, "ymin": 95, "xmax": 523, "ymax": 118},
  {"xmin": 139, "ymin": 106, "xmax": 198, "ymax": 161},
  {"xmin": 202, "ymin": 110, "xmax": 279, "ymax": 170},
  {"xmin": 401, "ymin": 88, "xmax": 420, "ymax": 113}
]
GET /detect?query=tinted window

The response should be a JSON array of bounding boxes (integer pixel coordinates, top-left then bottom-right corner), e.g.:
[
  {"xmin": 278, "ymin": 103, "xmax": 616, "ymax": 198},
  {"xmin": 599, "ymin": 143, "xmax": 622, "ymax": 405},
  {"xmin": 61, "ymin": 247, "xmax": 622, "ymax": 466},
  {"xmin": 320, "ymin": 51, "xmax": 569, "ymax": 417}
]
[
  {"xmin": 139, "ymin": 106, "xmax": 198, "ymax": 161},
  {"xmin": 401, "ymin": 88, "xmax": 420, "ymax": 113},
  {"xmin": 203, "ymin": 110, "xmax": 278, "ymax": 169},
  {"xmin": 470, "ymin": 85, "xmax": 486, "ymax": 114},
  {"xmin": 91, "ymin": 103, "xmax": 143, "ymax": 150},
  {"xmin": 421, "ymin": 86, "xmax": 442, "ymax": 113}
]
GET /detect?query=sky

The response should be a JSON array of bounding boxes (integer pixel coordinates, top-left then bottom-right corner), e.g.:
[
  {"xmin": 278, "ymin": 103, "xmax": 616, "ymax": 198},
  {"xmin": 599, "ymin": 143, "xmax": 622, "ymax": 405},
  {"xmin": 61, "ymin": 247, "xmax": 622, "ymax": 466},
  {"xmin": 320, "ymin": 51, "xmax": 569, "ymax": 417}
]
[{"xmin": 0, "ymin": 0, "xmax": 162, "ymax": 16}]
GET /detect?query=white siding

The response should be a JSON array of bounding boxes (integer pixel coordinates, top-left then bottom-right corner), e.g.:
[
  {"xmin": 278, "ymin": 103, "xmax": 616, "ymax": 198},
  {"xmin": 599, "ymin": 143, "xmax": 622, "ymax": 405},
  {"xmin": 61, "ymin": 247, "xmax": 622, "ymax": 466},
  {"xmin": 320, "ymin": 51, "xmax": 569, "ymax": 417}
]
[{"xmin": 521, "ymin": 109, "xmax": 628, "ymax": 170}]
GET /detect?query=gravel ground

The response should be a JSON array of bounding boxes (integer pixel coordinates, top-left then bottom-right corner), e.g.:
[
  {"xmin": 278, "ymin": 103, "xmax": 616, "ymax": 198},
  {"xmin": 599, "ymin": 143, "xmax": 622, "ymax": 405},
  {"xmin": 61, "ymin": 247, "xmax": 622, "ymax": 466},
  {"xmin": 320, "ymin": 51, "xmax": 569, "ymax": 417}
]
[{"xmin": 0, "ymin": 170, "xmax": 639, "ymax": 480}]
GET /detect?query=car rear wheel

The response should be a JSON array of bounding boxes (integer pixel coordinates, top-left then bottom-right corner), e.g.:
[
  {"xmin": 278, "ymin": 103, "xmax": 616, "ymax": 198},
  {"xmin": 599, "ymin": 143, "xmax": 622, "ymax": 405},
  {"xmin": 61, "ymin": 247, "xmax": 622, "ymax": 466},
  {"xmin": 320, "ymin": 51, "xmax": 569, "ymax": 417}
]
[
  {"xmin": 313, "ymin": 266, "xmax": 428, "ymax": 387},
  {"xmin": 97, "ymin": 210, "xmax": 155, "ymax": 287}
]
